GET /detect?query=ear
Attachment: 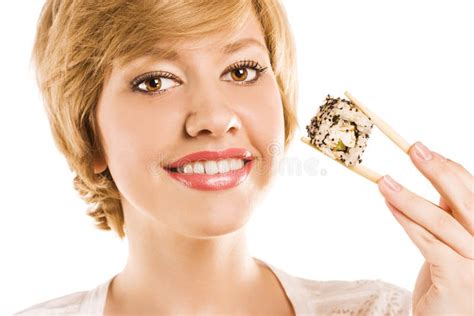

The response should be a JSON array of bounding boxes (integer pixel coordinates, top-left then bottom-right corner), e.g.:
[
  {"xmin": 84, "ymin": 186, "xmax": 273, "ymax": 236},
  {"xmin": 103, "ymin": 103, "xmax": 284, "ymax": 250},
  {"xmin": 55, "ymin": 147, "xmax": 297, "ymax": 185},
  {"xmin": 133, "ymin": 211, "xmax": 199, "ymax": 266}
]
[{"xmin": 93, "ymin": 154, "xmax": 108, "ymax": 174}]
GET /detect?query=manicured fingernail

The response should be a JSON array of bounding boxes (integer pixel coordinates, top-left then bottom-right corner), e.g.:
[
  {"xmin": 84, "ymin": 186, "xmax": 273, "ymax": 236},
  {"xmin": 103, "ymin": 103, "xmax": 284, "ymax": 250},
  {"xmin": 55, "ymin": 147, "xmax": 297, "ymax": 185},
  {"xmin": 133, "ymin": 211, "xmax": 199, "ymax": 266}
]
[
  {"xmin": 381, "ymin": 175, "xmax": 401, "ymax": 192},
  {"xmin": 412, "ymin": 142, "xmax": 433, "ymax": 161}
]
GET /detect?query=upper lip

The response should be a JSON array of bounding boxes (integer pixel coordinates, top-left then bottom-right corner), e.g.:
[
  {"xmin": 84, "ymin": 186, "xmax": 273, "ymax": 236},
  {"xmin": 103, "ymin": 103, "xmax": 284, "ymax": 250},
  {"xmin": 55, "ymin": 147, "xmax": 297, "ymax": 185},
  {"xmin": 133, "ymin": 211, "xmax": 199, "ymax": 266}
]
[{"xmin": 164, "ymin": 148, "xmax": 254, "ymax": 169}]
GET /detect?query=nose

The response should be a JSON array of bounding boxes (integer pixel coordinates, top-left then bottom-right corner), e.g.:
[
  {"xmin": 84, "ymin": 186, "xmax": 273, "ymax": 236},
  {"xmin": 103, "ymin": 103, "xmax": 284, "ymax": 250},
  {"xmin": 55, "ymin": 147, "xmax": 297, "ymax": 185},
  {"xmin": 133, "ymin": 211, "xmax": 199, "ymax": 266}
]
[{"xmin": 184, "ymin": 82, "xmax": 242, "ymax": 138}]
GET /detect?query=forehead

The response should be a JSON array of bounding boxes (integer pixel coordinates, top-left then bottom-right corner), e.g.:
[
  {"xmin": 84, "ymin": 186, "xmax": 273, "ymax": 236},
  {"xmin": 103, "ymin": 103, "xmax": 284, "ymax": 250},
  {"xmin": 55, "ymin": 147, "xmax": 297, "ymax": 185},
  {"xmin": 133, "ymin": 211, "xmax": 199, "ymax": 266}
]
[
  {"xmin": 170, "ymin": 11, "xmax": 265, "ymax": 50},
  {"xmin": 116, "ymin": 10, "xmax": 268, "ymax": 67},
  {"xmin": 141, "ymin": 37, "xmax": 268, "ymax": 63}
]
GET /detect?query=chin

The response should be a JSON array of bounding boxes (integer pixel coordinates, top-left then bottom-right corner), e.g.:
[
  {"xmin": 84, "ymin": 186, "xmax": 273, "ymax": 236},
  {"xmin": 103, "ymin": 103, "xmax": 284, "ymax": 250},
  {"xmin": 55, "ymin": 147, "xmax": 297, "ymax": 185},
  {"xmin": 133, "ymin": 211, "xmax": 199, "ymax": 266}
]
[{"xmin": 177, "ymin": 201, "xmax": 254, "ymax": 239}]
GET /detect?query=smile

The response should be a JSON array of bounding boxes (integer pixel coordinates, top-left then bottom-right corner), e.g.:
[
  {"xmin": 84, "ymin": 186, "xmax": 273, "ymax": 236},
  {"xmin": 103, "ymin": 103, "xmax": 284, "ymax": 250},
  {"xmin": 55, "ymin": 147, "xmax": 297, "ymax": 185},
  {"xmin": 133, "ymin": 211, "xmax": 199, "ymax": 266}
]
[
  {"xmin": 164, "ymin": 160, "xmax": 254, "ymax": 191},
  {"xmin": 163, "ymin": 148, "xmax": 255, "ymax": 191}
]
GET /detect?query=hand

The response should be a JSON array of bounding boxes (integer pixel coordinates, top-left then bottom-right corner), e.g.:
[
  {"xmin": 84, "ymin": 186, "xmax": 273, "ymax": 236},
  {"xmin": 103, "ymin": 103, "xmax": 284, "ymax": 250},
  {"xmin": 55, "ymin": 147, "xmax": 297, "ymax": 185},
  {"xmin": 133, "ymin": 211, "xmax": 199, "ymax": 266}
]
[{"xmin": 377, "ymin": 141, "xmax": 473, "ymax": 315}]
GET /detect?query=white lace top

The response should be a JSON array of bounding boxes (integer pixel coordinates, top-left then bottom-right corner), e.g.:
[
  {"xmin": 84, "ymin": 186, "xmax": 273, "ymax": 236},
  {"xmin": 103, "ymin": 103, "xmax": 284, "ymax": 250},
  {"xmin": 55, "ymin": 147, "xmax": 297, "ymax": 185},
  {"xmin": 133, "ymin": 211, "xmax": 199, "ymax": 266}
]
[{"xmin": 14, "ymin": 257, "xmax": 412, "ymax": 315}]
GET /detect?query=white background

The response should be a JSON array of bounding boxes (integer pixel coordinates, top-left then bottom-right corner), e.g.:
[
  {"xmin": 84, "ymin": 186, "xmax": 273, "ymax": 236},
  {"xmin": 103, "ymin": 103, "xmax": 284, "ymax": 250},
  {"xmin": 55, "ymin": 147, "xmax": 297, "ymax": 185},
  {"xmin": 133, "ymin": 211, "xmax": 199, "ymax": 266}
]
[{"xmin": 1, "ymin": 1, "xmax": 472, "ymax": 314}]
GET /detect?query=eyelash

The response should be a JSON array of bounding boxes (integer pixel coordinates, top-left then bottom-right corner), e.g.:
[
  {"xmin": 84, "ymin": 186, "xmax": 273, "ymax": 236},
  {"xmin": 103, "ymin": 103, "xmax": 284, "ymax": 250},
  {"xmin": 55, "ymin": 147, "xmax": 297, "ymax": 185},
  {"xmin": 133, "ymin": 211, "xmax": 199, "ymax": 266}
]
[{"xmin": 130, "ymin": 59, "xmax": 268, "ymax": 96}]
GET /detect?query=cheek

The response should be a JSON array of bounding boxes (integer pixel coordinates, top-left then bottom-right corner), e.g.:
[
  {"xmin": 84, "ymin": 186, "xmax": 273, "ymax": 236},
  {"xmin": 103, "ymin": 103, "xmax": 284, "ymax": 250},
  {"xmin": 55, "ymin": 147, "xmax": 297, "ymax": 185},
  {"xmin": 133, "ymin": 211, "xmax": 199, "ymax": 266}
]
[
  {"xmin": 99, "ymin": 93, "xmax": 183, "ymax": 153},
  {"xmin": 238, "ymin": 76, "xmax": 285, "ymax": 158},
  {"xmin": 232, "ymin": 77, "xmax": 285, "ymax": 185},
  {"xmin": 96, "ymin": 93, "xmax": 183, "ymax": 197}
]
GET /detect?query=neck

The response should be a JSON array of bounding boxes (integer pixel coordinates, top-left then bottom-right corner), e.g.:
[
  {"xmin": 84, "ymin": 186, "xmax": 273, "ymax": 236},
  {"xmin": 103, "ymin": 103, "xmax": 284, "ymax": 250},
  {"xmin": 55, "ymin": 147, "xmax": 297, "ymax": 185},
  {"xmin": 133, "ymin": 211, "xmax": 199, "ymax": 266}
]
[{"xmin": 107, "ymin": 203, "xmax": 263, "ymax": 314}]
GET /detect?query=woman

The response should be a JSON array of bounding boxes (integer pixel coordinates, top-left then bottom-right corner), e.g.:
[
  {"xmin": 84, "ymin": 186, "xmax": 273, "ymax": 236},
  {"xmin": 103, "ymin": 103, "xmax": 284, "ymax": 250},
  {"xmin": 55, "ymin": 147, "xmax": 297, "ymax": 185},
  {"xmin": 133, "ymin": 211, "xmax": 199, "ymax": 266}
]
[{"xmin": 16, "ymin": 0, "xmax": 473, "ymax": 315}]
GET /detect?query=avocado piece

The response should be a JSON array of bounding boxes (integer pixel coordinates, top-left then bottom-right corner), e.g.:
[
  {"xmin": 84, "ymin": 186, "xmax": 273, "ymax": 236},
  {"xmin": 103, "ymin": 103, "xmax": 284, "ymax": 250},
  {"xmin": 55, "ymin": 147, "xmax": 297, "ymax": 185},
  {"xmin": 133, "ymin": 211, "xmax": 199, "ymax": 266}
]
[{"xmin": 334, "ymin": 139, "xmax": 347, "ymax": 151}]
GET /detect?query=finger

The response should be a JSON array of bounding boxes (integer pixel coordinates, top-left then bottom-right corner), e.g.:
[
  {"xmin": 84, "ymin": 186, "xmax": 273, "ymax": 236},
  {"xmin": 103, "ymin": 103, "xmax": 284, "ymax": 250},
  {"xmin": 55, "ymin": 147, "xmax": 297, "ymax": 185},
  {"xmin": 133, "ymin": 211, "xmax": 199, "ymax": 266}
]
[
  {"xmin": 378, "ymin": 175, "xmax": 474, "ymax": 260},
  {"xmin": 385, "ymin": 201, "xmax": 463, "ymax": 276},
  {"xmin": 434, "ymin": 152, "xmax": 468, "ymax": 215},
  {"xmin": 440, "ymin": 153, "xmax": 474, "ymax": 227},
  {"xmin": 386, "ymin": 201, "xmax": 474, "ymax": 290},
  {"xmin": 432, "ymin": 152, "xmax": 473, "ymax": 193},
  {"xmin": 439, "ymin": 196, "xmax": 453, "ymax": 216},
  {"xmin": 409, "ymin": 142, "xmax": 474, "ymax": 234}
]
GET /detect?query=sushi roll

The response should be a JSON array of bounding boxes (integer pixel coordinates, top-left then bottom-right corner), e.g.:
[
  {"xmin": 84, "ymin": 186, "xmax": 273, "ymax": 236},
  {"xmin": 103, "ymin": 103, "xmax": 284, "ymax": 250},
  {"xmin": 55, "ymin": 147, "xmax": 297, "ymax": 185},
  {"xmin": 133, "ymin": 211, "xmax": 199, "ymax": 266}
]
[{"xmin": 305, "ymin": 94, "xmax": 374, "ymax": 166}]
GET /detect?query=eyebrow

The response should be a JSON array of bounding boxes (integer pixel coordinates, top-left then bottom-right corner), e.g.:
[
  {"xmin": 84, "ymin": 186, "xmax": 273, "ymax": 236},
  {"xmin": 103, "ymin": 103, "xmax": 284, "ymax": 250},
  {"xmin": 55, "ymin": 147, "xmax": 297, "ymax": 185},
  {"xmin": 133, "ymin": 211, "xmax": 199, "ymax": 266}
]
[{"xmin": 140, "ymin": 38, "xmax": 268, "ymax": 62}]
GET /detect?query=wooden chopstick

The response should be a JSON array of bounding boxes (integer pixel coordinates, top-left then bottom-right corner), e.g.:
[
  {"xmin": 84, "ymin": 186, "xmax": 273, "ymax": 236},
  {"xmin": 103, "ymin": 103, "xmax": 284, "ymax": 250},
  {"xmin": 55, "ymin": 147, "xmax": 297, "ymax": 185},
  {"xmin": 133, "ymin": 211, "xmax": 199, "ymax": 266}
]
[
  {"xmin": 344, "ymin": 91, "xmax": 411, "ymax": 153},
  {"xmin": 301, "ymin": 136, "xmax": 382, "ymax": 183},
  {"xmin": 301, "ymin": 92, "xmax": 412, "ymax": 184}
]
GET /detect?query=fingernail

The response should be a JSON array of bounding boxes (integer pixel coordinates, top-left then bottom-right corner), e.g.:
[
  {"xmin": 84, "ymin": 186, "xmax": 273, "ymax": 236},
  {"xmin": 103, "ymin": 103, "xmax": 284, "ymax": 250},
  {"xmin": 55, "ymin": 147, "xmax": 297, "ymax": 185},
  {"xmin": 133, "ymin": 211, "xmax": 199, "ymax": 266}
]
[
  {"xmin": 381, "ymin": 175, "xmax": 401, "ymax": 192},
  {"xmin": 412, "ymin": 142, "xmax": 433, "ymax": 161}
]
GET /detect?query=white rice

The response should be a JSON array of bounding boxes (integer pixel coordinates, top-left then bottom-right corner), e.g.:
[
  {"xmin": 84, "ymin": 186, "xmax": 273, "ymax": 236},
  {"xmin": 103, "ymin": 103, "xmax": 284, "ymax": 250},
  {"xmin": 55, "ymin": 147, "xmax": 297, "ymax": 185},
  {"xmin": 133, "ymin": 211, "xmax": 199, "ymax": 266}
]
[{"xmin": 306, "ymin": 95, "xmax": 374, "ymax": 166}]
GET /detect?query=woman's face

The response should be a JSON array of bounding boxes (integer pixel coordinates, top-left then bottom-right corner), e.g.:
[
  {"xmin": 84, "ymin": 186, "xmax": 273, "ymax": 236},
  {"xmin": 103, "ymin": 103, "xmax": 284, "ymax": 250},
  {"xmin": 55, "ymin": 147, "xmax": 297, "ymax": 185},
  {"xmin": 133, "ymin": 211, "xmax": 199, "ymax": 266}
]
[{"xmin": 95, "ymin": 11, "xmax": 285, "ymax": 238}]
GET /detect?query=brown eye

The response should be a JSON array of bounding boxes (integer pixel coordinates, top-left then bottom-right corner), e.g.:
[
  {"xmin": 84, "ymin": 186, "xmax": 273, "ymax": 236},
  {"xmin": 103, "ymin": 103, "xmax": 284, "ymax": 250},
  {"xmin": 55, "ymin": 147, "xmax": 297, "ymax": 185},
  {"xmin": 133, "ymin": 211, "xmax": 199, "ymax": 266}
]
[
  {"xmin": 230, "ymin": 68, "xmax": 248, "ymax": 82},
  {"xmin": 222, "ymin": 60, "xmax": 267, "ymax": 84},
  {"xmin": 134, "ymin": 74, "xmax": 180, "ymax": 95},
  {"xmin": 144, "ymin": 78, "xmax": 161, "ymax": 92},
  {"xmin": 223, "ymin": 67, "xmax": 258, "ymax": 83}
]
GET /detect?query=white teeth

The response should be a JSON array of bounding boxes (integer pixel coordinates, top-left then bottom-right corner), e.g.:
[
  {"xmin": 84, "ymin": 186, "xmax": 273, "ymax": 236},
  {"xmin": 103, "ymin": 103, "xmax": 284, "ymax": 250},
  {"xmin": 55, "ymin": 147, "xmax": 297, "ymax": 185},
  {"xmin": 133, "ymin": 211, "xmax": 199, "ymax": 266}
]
[
  {"xmin": 230, "ymin": 158, "xmax": 244, "ymax": 170},
  {"xmin": 204, "ymin": 160, "xmax": 218, "ymax": 175},
  {"xmin": 217, "ymin": 160, "xmax": 230, "ymax": 173},
  {"xmin": 176, "ymin": 159, "xmax": 247, "ymax": 174},
  {"xmin": 193, "ymin": 162, "xmax": 205, "ymax": 174},
  {"xmin": 183, "ymin": 164, "xmax": 194, "ymax": 174},
  {"xmin": 230, "ymin": 159, "xmax": 239, "ymax": 170}
]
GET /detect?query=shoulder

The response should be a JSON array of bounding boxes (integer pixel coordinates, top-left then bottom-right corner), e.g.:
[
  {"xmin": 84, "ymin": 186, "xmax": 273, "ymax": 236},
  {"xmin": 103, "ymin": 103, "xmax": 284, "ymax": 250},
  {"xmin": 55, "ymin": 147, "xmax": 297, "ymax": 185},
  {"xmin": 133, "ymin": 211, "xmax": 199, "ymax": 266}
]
[
  {"xmin": 292, "ymin": 274, "xmax": 412, "ymax": 315},
  {"xmin": 13, "ymin": 276, "xmax": 114, "ymax": 315},
  {"xmin": 13, "ymin": 290, "xmax": 87, "ymax": 315},
  {"xmin": 264, "ymin": 261, "xmax": 412, "ymax": 316}
]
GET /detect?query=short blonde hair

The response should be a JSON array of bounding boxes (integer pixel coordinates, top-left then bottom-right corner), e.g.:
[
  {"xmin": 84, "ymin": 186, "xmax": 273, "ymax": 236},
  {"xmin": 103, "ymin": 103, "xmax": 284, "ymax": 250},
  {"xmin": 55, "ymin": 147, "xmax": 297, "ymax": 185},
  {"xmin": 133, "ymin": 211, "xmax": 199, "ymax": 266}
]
[{"xmin": 31, "ymin": 0, "xmax": 299, "ymax": 239}]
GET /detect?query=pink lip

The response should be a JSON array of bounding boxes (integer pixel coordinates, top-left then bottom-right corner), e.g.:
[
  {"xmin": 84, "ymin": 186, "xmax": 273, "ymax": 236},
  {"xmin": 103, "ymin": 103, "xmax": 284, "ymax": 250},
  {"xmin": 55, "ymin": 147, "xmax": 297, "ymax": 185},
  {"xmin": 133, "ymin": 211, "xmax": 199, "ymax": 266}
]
[
  {"xmin": 165, "ymin": 160, "xmax": 254, "ymax": 191},
  {"xmin": 163, "ymin": 148, "xmax": 255, "ymax": 191},
  {"xmin": 165, "ymin": 148, "xmax": 254, "ymax": 169}
]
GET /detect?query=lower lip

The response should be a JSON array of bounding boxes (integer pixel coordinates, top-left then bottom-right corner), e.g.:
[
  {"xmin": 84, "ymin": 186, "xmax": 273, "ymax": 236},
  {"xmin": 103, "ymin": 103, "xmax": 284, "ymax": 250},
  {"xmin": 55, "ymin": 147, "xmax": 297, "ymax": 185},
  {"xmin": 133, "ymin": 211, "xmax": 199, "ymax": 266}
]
[{"xmin": 164, "ymin": 160, "xmax": 254, "ymax": 191}]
